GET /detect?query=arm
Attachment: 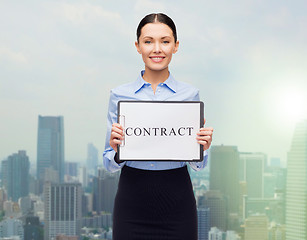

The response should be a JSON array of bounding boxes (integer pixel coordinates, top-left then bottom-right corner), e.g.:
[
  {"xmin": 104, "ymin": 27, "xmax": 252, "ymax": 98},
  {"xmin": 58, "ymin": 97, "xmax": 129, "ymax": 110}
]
[
  {"xmin": 188, "ymin": 91, "xmax": 213, "ymax": 171},
  {"xmin": 103, "ymin": 90, "xmax": 126, "ymax": 172}
]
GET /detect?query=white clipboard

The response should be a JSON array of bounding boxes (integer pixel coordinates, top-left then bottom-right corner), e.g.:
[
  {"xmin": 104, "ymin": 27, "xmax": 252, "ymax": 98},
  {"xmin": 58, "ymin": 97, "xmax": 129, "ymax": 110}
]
[{"xmin": 117, "ymin": 101, "xmax": 204, "ymax": 162}]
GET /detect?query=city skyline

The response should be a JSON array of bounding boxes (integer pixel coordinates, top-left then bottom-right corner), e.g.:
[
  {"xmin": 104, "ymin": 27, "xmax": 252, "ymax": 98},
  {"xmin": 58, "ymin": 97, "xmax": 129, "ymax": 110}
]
[
  {"xmin": 0, "ymin": 123, "xmax": 294, "ymax": 239},
  {"xmin": 1, "ymin": 0, "xmax": 307, "ymax": 165}
]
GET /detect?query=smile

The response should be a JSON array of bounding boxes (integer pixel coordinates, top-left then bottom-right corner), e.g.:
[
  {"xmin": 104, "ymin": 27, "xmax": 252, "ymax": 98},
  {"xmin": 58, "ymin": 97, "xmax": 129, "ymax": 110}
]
[{"xmin": 150, "ymin": 56, "xmax": 165, "ymax": 63}]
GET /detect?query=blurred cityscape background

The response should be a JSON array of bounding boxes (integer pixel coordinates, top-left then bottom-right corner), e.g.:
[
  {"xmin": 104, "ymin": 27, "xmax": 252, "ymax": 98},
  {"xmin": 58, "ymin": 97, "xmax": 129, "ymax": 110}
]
[
  {"xmin": 0, "ymin": 116, "xmax": 306, "ymax": 240},
  {"xmin": 1, "ymin": 0, "xmax": 307, "ymax": 239}
]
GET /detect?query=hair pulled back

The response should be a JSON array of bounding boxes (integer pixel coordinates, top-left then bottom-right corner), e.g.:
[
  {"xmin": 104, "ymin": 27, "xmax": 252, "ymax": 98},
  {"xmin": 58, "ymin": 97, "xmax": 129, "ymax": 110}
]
[{"xmin": 136, "ymin": 13, "xmax": 177, "ymax": 43}]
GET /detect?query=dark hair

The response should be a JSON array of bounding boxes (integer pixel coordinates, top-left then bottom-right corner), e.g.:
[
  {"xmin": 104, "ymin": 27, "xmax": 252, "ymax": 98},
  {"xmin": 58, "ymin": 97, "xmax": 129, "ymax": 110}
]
[{"xmin": 136, "ymin": 13, "xmax": 177, "ymax": 43}]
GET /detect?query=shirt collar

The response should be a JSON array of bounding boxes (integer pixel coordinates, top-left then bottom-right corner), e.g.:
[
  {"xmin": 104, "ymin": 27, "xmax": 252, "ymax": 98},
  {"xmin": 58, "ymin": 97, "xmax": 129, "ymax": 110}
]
[{"xmin": 134, "ymin": 70, "xmax": 177, "ymax": 93}]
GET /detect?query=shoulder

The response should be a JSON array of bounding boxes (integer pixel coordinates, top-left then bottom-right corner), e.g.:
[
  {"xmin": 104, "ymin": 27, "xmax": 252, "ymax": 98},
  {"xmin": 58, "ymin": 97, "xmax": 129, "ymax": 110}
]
[
  {"xmin": 110, "ymin": 81, "xmax": 136, "ymax": 98},
  {"xmin": 173, "ymin": 78, "xmax": 199, "ymax": 100},
  {"xmin": 175, "ymin": 79, "xmax": 199, "ymax": 92}
]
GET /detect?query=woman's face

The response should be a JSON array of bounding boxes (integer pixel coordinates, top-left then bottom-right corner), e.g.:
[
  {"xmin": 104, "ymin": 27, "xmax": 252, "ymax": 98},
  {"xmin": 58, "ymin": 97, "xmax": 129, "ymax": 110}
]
[{"xmin": 135, "ymin": 22, "xmax": 179, "ymax": 73}]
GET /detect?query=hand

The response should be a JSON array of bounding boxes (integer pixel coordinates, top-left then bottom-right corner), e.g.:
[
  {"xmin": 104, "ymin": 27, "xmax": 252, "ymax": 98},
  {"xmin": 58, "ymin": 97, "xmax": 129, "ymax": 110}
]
[
  {"xmin": 196, "ymin": 118, "xmax": 213, "ymax": 151},
  {"xmin": 110, "ymin": 123, "xmax": 124, "ymax": 152}
]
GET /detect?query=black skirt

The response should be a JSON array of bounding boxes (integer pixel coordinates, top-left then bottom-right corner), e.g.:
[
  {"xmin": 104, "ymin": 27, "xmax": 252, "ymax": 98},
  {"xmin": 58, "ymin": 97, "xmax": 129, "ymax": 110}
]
[{"xmin": 113, "ymin": 165, "xmax": 197, "ymax": 240}]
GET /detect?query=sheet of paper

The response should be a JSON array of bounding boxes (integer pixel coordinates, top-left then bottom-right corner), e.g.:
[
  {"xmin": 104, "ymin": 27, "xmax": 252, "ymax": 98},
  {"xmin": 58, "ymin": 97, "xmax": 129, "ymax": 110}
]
[{"xmin": 118, "ymin": 101, "xmax": 203, "ymax": 161}]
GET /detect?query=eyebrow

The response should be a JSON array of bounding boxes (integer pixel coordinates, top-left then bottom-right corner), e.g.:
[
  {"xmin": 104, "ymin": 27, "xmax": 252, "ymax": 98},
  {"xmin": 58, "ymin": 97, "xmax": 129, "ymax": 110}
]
[{"xmin": 142, "ymin": 36, "xmax": 172, "ymax": 39}]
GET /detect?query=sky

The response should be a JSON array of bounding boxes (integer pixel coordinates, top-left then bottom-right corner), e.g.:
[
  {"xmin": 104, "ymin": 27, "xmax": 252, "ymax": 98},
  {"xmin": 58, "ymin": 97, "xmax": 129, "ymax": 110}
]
[{"xmin": 1, "ymin": 0, "xmax": 307, "ymax": 166}]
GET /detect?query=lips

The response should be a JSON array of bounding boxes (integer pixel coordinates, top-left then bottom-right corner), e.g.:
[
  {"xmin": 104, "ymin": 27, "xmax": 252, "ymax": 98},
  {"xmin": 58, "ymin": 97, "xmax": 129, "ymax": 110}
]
[{"xmin": 149, "ymin": 56, "xmax": 165, "ymax": 63}]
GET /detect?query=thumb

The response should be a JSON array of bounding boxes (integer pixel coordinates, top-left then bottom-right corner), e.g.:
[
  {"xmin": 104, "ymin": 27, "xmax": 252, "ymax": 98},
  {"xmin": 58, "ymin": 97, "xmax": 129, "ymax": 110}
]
[{"xmin": 204, "ymin": 118, "xmax": 206, "ymax": 126}]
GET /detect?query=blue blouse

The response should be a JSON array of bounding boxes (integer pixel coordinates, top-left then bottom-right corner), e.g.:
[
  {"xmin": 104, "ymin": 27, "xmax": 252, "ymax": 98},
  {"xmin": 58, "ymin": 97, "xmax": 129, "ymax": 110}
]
[{"xmin": 103, "ymin": 71, "xmax": 208, "ymax": 172}]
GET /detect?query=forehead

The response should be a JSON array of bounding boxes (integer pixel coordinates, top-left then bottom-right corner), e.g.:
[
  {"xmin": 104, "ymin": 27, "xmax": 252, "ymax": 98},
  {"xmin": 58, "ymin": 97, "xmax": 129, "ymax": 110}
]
[{"xmin": 140, "ymin": 22, "xmax": 174, "ymax": 38}]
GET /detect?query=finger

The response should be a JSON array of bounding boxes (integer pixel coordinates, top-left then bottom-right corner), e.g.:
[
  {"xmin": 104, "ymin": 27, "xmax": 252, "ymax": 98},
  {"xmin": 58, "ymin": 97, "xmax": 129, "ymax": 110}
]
[
  {"xmin": 112, "ymin": 126, "xmax": 124, "ymax": 136},
  {"xmin": 111, "ymin": 131, "xmax": 124, "ymax": 140},
  {"xmin": 204, "ymin": 118, "xmax": 206, "ymax": 126},
  {"xmin": 112, "ymin": 123, "xmax": 123, "ymax": 129},
  {"xmin": 199, "ymin": 127, "xmax": 213, "ymax": 132},
  {"xmin": 197, "ymin": 138, "xmax": 212, "ymax": 146},
  {"xmin": 112, "ymin": 139, "xmax": 122, "ymax": 145},
  {"xmin": 196, "ymin": 136, "xmax": 212, "ymax": 142},
  {"xmin": 197, "ymin": 140, "xmax": 209, "ymax": 149},
  {"xmin": 197, "ymin": 130, "xmax": 213, "ymax": 136}
]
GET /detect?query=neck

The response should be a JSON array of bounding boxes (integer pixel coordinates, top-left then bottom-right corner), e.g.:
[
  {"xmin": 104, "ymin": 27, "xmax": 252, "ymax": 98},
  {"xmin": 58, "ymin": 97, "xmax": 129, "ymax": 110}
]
[{"xmin": 142, "ymin": 67, "xmax": 169, "ymax": 92}]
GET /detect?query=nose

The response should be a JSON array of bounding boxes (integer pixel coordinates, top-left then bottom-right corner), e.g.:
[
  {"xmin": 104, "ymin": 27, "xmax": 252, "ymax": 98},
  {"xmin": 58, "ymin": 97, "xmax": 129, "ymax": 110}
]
[{"xmin": 153, "ymin": 42, "xmax": 161, "ymax": 53}]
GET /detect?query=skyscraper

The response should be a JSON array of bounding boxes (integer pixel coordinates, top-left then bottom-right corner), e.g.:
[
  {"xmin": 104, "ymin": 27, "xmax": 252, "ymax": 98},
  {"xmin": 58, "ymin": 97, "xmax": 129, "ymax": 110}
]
[
  {"xmin": 2, "ymin": 150, "xmax": 30, "ymax": 202},
  {"xmin": 23, "ymin": 216, "xmax": 43, "ymax": 240},
  {"xmin": 92, "ymin": 168, "xmax": 119, "ymax": 215},
  {"xmin": 208, "ymin": 227, "xmax": 225, "ymax": 240},
  {"xmin": 210, "ymin": 145, "xmax": 240, "ymax": 214},
  {"xmin": 65, "ymin": 162, "xmax": 78, "ymax": 177},
  {"xmin": 44, "ymin": 183, "xmax": 82, "ymax": 240},
  {"xmin": 37, "ymin": 116, "xmax": 65, "ymax": 183},
  {"xmin": 87, "ymin": 143, "xmax": 98, "ymax": 175},
  {"xmin": 198, "ymin": 207, "xmax": 210, "ymax": 240},
  {"xmin": 286, "ymin": 120, "xmax": 307, "ymax": 240},
  {"xmin": 244, "ymin": 215, "xmax": 268, "ymax": 240},
  {"xmin": 0, "ymin": 218, "xmax": 24, "ymax": 240},
  {"xmin": 239, "ymin": 152, "xmax": 265, "ymax": 198},
  {"xmin": 198, "ymin": 190, "xmax": 227, "ymax": 231}
]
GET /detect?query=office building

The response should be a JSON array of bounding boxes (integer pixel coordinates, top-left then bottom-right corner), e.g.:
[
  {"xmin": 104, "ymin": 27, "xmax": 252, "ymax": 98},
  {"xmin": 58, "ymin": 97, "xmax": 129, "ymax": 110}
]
[
  {"xmin": 44, "ymin": 183, "xmax": 82, "ymax": 240},
  {"xmin": 0, "ymin": 218, "xmax": 24, "ymax": 240},
  {"xmin": 198, "ymin": 207, "xmax": 210, "ymax": 240},
  {"xmin": 208, "ymin": 227, "xmax": 225, "ymax": 240},
  {"xmin": 23, "ymin": 216, "xmax": 43, "ymax": 240},
  {"xmin": 87, "ymin": 143, "xmax": 98, "ymax": 175},
  {"xmin": 1, "ymin": 160, "xmax": 8, "ymax": 188},
  {"xmin": 82, "ymin": 212, "xmax": 112, "ymax": 229},
  {"xmin": 285, "ymin": 120, "xmax": 307, "ymax": 239},
  {"xmin": 198, "ymin": 191, "xmax": 227, "ymax": 231},
  {"xmin": 18, "ymin": 196, "xmax": 31, "ymax": 215},
  {"xmin": 78, "ymin": 166, "xmax": 88, "ymax": 188},
  {"xmin": 210, "ymin": 145, "xmax": 240, "ymax": 214},
  {"xmin": 243, "ymin": 195, "xmax": 284, "ymax": 223},
  {"xmin": 92, "ymin": 169, "xmax": 119, "ymax": 214},
  {"xmin": 270, "ymin": 158, "xmax": 281, "ymax": 168},
  {"xmin": 37, "ymin": 116, "xmax": 65, "ymax": 183},
  {"xmin": 239, "ymin": 152, "xmax": 265, "ymax": 198},
  {"xmin": 0, "ymin": 188, "xmax": 6, "ymax": 211},
  {"xmin": 65, "ymin": 162, "xmax": 78, "ymax": 177},
  {"xmin": 239, "ymin": 181, "xmax": 247, "ymax": 219},
  {"xmin": 55, "ymin": 235, "xmax": 78, "ymax": 240},
  {"xmin": 226, "ymin": 231, "xmax": 241, "ymax": 240},
  {"xmin": 269, "ymin": 223, "xmax": 286, "ymax": 240},
  {"xmin": 3, "ymin": 200, "xmax": 21, "ymax": 218},
  {"xmin": 2, "ymin": 151, "xmax": 30, "ymax": 202},
  {"xmin": 244, "ymin": 215, "xmax": 268, "ymax": 240}
]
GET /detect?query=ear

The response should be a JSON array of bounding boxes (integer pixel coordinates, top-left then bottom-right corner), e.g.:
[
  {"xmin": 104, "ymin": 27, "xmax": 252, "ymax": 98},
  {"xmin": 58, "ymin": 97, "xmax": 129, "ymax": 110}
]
[
  {"xmin": 173, "ymin": 40, "xmax": 179, "ymax": 54},
  {"xmin": 135, "ymin": 41, "xmax": 142, "ymax": 54}
]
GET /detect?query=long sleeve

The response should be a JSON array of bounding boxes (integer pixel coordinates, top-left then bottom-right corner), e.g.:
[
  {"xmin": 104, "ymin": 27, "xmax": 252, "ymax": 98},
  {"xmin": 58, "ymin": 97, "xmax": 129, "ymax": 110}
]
[
  {"xmin": 103, "ymin": 90, "xmax": 126, "ymax": 172},
  {"xmin": 102, "ymin": 71, "xmax": 210, "ymax": 171},
  {"xmin": 187, "ymin": 89, "xmax": 209, "ymax": 171}
]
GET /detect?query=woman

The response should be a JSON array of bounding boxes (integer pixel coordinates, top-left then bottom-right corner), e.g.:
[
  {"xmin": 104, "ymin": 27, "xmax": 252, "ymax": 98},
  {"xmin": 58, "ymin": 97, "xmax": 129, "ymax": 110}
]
[{"xmin": 103, "ymin": 13, "xmax": 213, "ymax": 240}]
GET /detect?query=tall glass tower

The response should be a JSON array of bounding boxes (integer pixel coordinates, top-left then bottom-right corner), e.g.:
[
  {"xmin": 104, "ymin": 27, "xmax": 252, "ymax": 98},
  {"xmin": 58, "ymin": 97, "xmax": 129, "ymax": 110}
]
[
  {"xmin": 2, "ymin": 150, "xmax": 30, "ymax": 201},
  {"xmin": 210, "ymin": 145, "xmax": 240, "ymax": 215},
  {"xmin": 37, "ymin": 116, "xmax": 65, "ymax": 183},
  {"xmin": 286, "ymin": 120, "xmax": 307, "ymax": 240}
]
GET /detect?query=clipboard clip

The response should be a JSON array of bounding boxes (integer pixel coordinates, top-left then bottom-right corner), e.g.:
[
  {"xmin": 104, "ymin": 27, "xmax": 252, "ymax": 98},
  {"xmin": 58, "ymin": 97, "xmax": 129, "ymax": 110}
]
[{"xmin": 119, "ymin": 115, "xmax": 125, "ymax": 147}]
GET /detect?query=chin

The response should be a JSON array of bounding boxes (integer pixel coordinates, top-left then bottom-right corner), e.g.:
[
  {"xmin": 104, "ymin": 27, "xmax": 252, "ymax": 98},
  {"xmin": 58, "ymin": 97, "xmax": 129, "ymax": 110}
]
[{"xmin": 146, "ymin": 65, "xmax": 169, "ymax": 72}]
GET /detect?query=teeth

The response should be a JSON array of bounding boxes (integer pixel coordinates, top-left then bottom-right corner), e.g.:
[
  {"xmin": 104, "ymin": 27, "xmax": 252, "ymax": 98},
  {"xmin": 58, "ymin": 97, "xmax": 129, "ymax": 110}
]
[{"xmin": 151, "ymin": 57, "xmax": 163, "ymax": 60}]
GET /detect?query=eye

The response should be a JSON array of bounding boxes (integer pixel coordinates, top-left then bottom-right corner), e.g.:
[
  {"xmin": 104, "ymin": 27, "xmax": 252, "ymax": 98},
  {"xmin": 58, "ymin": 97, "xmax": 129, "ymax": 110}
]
[
  {"xmin": 145, "ymin": 40, "xmax": 151, "ymax": 44},
  {"xmin": 163, "ymin": 41, "xmax": 170, "ymax": 44}
]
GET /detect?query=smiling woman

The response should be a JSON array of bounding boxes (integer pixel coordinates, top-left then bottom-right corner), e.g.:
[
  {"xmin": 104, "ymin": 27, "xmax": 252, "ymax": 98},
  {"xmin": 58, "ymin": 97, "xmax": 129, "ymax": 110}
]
[{"xmin": 102, "ymin": 13, "xmax": 214, "ymax": 240}]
